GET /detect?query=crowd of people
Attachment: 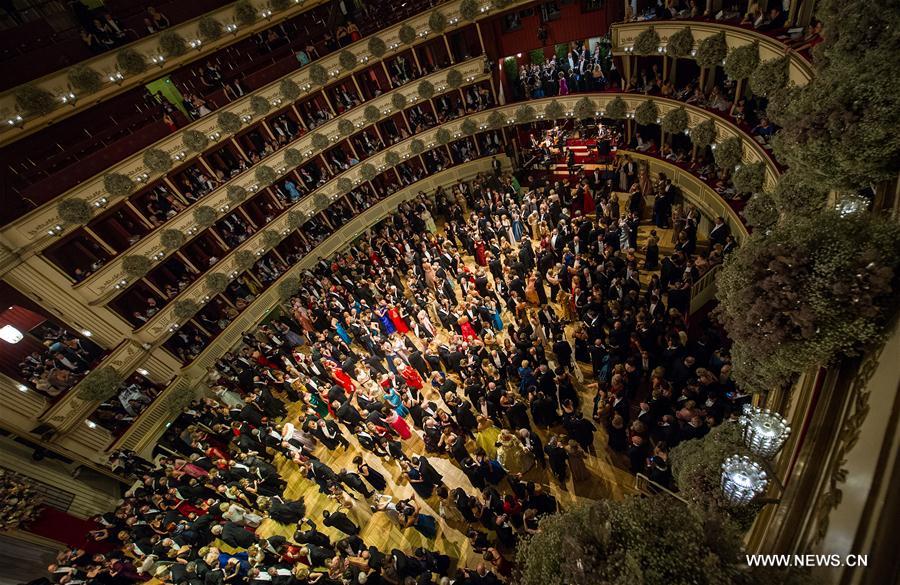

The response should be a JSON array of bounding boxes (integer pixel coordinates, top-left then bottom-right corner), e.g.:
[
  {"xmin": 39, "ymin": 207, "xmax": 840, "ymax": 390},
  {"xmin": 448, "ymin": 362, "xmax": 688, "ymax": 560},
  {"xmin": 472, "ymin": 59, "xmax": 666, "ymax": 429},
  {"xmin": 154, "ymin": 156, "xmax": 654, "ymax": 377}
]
[
  {"xmin": 19, "ymin": 324, "xmax": 102, "ymax": 399},
  {"xmin": 47, "ymin": 150, "xmax": 749, "ymax": 585}
]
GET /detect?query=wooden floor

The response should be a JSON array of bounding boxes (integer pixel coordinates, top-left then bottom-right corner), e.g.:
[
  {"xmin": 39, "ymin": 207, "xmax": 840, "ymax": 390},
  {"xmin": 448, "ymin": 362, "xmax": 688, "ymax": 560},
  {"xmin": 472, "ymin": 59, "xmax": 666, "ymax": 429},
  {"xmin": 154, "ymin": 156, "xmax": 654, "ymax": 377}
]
[{"xmin": 214, "ymin": 220, "xmax": 682, "ymax": 571}]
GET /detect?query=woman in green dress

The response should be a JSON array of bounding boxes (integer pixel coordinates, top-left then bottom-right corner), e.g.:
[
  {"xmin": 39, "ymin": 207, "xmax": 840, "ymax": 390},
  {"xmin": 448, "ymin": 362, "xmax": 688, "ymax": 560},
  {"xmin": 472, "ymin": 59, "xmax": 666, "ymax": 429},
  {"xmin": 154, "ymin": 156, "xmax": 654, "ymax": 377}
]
[{"xmin": 475, "ymin": 415, "xmax": 501, "ymax": 460}]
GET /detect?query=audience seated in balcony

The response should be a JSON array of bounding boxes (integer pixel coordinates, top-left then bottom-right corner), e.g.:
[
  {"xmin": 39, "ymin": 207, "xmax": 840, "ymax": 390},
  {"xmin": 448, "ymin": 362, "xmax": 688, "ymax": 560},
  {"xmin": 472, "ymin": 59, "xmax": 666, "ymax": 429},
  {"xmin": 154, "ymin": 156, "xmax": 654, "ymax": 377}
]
[{"xmin": 19, "ymin": 325, "xmax": 102, "ymax": 398}]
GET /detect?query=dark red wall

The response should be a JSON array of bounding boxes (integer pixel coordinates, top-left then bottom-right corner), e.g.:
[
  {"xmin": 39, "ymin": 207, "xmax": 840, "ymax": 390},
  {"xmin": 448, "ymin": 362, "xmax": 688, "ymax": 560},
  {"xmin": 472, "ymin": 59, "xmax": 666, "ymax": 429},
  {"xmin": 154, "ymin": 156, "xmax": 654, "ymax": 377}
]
[{"xmin": 480, "ymin": 1, "xmax": 617, "ymax": 61}]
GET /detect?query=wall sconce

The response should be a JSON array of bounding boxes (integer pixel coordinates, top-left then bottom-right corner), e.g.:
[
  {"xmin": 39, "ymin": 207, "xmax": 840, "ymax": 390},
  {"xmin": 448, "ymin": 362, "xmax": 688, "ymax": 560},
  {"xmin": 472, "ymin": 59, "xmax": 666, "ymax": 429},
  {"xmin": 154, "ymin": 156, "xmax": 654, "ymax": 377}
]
[
  {"xmin": 260, "ymin": 8, "xmax": 273, "ymax": 19},
  {"xmin": 739, "ymin": 405, "xmax": 791, "ymax": 460},
  {"xmin": 189, "ymin": 39, "xmax": 202, "ymax": 50},
  {"xmin": 7, "ymin": 114, "xmax": 24, "ymax": 128},
  {"xmin": 153, "ymin": 251, "xmax": 165, "ymax": 261},
  {"xmin": 60, "ymin": 91, "xmax": 77, "ymax": 106},
  {"xmin": 93, "ymin": 196, "xmax": 109, "ymax": 208},
  {"xmin": 47, "ymin": 224, "xmax": 65, "ymax": 237},
  {"xmin": 114, "ymin": 278, "xmax": 128, "ymax": 289},
  {"xmin": 150, "ymin": 54, "xmax": 165, "ymax": 66},
  {"xmin": 240, "ymin": 114, "xmax": 252, "ymax": 123},
  {"xmin": 108, "ymin": 71, "xmax": 124, "ymax": 85},
  {"xmin": 721, "ymin": 455, "xmax": 768, "ymax": 506}
]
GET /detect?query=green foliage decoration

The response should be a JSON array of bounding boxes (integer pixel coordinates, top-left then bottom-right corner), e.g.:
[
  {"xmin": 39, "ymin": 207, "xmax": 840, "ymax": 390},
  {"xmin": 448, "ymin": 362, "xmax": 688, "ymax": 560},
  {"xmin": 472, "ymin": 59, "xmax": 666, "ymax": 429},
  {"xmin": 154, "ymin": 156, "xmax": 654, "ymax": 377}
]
[
  {"xmin": 234, "ymin": 0, "xmax": 258, "ymax": 26},
  {"xmin": 339, "ymin": 50, "xmax": 358, "ymax": 72},
  {"xmin": 690, "ymin": 118, "xmax": 717, "ymax": 148},
  {"xmin": 261, "ymin": 229, "xmax": 283, "ymax": 248},
  {"xmin": 732, "ymin": 161, "xmax": 766, "ymax": 194},
  {"xmin": 515, "ymin": 104, "xmax": 536, "ymax": 123},
  {"xmin": 770, "ymin": 170, "xmax": 828, "ymax": 217},
  {"xmin": 116, "ymin": 48, "xmax": 147, "ymax": 75},
  {"xmin": 573, "ymin": 97, "xmax": 596, "ymax": 120},
  {"xmin": 226, "ymin": 185, "xmax": 248, "ymax": 204},
  {"xmin": 308, "ymin": 63, "xmax": 328, "ymax": 86},
  {"xmin": 193, "ymin": 205, "xmax": 217, "ymax": 227},
  {"xmin": 77, "ymin": 367, "xmax": 121, "ymax": 401},
  {"xmin": 368, "ymin": 36, "xmax": 386, "ymax": 58},
  {"xmin": 143, "ymin": 148, "xmax": 173, "ymax": 173},
  {"xmin": 161, "ymin": 229, "xmax": 186, "ymax": 250},
  {"xmin": 435, "ymin": 128, "xmax": 452, "ymax": 145},
  {"xmin": 666, "ymin": 27, "xmax": 694, "ymax": 58},
  {"xmin": 603, "ymin": 96, "xmax": 628, "ymax": 120},
  {"xmin": 310, "ymin": 133, "xmax": 329, "ymax": 150},
  {"xmin": 633, "ymin": 26, "xmax": 660, "ymax": 55},
  {"xmin": 724, "ymin": 42, "xmax": 760, "ymax": 80},
  {"xmin": 284, "ymin": 148, "xmax": 303, "ymax": 167},
  {"xmin": 459, "ymin": 0, "xmax": 478, "ymax": 21},
  {"xmin": 14, "ymin": 85, "xmax": 55, "ymax": 117},
  {"xmin": 398, "ymin": 24, "xmax": 416, "ymax": 46},
  {"xmin": 67, "ymin": 65, "xmax": 103, "ymax": 94},
  {"xmin": 250, "ymin": 95, "xmax": 271, "ymax": 117},
  {"xmin": 198, "ymin": 16, "xmax": 223, "ymax": 42},
  {"xmin": 391, "ymin": 92, "xmax": 407, "ymax": 110},
  {"xmin": 255, "ymin": 165, "xmax": 277, "ymax": 186},
  {"xmin": 363, "ymin": 105, "xmax": 380, "ymax": 123},
  {"xmin": 446, "ymin": 69, "xmax": 463, "ymax": 89},
  {"xmin": 749, "ymin": 55, "xmax": 789, "ymax": 97},
  {"xmin": 182, "ymin": 130, "xmax": 209, "ymax": 153},
  {"xmin": 234, "ymin": 250, "xmax": 256, "ymax": 271},
  {"xmin": 661, "ymin": 106, "xmax": 689, "ymax": 134},
  {"xmin": 696, "ymin": 31, "xmax": 727, "ymax": 68},
  {"xmin": 384, "ymin": 151, "xmax": 401, "ymax": 166},
  {"xmin": 122, "ymin": 254, "xmax": 151, "ymax": 278},
  {"xmin": 206, "ymin": 272, "xmax": 229, "ymax": 293},
  {"xmin": 409, "ymin": 139, "xmax": 425, "ymax": 155},
  {"xmin": 713, "ymin": 136, "xmax": 743, "ymax": 170},
  {"xmin": 338, "ymin": 119, "xmax": 355, "ymax": 137},
  {"xmin": 280, "ymin": 78, "xmax": 301, "ymax": 101},
  {"xmin": 57, "ymin": 199, "xmax": 93, "ymax": 225},
  {"xmin": 159, "ymin": 31, "xmax": 188, "ymax": 58},
  {"xmin": 428, "ymin": 10, "xmax": 447, "ymax": 33},
  {"xmin": 544, "ymin": 100, "xmax": 565, "ymax": 120},
  {"xmin": 487, "ymin": 110, "xmax": 506, "ymax": 129},
  {"xmin": 716, "ymin": 212, "xmax": 900, "ymax": 390},
  {"xmin": 743, "ymin": 192, "xmax": 779, "ymax": 229},
  {"xmin": 217, "ymin": 111, "xmax": 242, "ymax": 134},
  {"xmin": 417, "ymin": 80, "xmax": 435, "ymax": 100},
  {"xmin": 103, "ymin": 173, "xmax": 135, "ymax": 196},
  {"xmin": 173, "ymin": 299, "xmax": 200, "ymax": 320},
  {"xmin": 633, "ymin": 99, "xmax": 659, "ymax": 126},
  {"xmin": 359, "ymin": 163, "xmax": 376, "ymax": 180}
]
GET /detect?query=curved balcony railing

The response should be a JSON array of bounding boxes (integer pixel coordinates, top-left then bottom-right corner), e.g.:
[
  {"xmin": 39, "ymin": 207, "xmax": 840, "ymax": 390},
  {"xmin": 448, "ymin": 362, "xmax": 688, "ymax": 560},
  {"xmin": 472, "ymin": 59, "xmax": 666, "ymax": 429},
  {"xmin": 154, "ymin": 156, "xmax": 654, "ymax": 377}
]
[
  {"xmin": 0, "ymin": 0, "xmax": 324, "ymax": 145},
  {"xmin": 610, "ymin": 20, "xmax": 814, "ymax": 86},
  {"xmin": 75, "ymin": 58, "xmax": 489, "ymax": 299},
  {"xmin": 130, "ymin": 94, "xmax": 766, "ymax": 344},
  {"xmin": 2, "ymin": 0, "xmax": 530, "ymax": 254}
]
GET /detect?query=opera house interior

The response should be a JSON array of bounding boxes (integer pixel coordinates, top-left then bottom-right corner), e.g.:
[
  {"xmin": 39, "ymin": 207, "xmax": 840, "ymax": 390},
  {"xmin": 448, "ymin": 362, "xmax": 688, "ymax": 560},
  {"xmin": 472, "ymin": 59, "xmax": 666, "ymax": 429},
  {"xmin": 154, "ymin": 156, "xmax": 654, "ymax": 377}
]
[{"xmin": 0, "ymin": 0, "xmax": 897, "ymax": 584}]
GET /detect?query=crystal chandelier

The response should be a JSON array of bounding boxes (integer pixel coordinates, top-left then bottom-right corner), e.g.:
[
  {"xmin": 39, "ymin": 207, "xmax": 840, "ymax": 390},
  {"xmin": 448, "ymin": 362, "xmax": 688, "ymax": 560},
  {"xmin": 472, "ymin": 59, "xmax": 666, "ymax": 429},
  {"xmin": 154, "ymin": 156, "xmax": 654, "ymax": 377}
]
[
  {"xmin": 739, "ymin": 404, "xmax": 791, "ymax": 459},
  {"xmin": 721, "ymin": 455, "xmax": 768, "ymax": 506}
]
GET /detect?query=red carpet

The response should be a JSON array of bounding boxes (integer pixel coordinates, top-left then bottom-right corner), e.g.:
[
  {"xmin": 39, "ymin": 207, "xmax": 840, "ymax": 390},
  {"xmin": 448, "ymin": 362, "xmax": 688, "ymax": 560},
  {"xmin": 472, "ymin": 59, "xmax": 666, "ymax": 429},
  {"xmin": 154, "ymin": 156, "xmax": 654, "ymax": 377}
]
[{"xmin": 24, "ymin": 507, "xmax": 114, "ymax": 552}]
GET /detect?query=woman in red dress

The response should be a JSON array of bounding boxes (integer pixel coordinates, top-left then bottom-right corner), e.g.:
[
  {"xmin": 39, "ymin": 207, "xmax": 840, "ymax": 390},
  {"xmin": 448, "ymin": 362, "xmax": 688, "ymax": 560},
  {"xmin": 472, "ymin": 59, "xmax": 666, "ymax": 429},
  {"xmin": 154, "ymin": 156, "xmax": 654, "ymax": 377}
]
[
  {"xmin": 386, "ymin": 409, "xmax": 412, "ymax": 440},
  {"xmin": 474, "ymin": 238, "xmax": 487, "ymax": 266},
  {"xmin": 582, "ymin": 184, "xmax": 596, "ymax": 216},
  {"xmin": 324, "ymin": 359, "xmax": 356, "ymax": 394},
  {"xmin": 400, "ymin": 363, "xmax": 423, "ymax": 391},
  {"xmin": 458, "ymin": 315, "xmax": 477, "ymax": 340},
  {"xmin": 388, "ymin": 305, "xmax": 410, "ymax": 334}
]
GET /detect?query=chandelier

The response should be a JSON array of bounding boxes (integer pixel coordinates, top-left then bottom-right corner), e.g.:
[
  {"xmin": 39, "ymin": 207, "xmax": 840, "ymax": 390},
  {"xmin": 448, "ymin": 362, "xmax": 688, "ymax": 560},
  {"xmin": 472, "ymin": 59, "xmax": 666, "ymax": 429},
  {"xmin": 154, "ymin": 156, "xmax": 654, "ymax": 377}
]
[
  {"xmin": 739, "ymin": 404, "xmax": 791, "ymax": 459},
  {"xmin": 721, "ymin": 455, "xmax": 768, "ymax": 506}
]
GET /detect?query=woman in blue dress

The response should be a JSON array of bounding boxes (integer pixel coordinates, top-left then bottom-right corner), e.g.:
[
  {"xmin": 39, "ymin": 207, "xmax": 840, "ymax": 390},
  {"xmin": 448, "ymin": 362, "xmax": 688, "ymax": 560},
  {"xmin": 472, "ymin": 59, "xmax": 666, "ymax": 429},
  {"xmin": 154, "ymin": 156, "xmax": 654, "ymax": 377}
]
[
  {"xmin": 511, "ymin": 210, "xmax": 524, "ymax": 242},
  {"xmin": 332, "ymin": 316, "xmax": 351, "ymax": 345},
  {"xmin": 384, "ymin": 386, "xmax": 409, "ymax": 417},
  {"xmin": 376, "ymin": 302, "xmax": 396, "ymax": 335},
  {"xmin": 284, "ymin": 180, "xmax": 302, "ymax": 202},
  {"xmin": 400, "ymin": 499, "xmax": 437, "ymax": 540},
  {"xmin": 487, "ymin": 299, "xmax": 503, "ymax": 332}
]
